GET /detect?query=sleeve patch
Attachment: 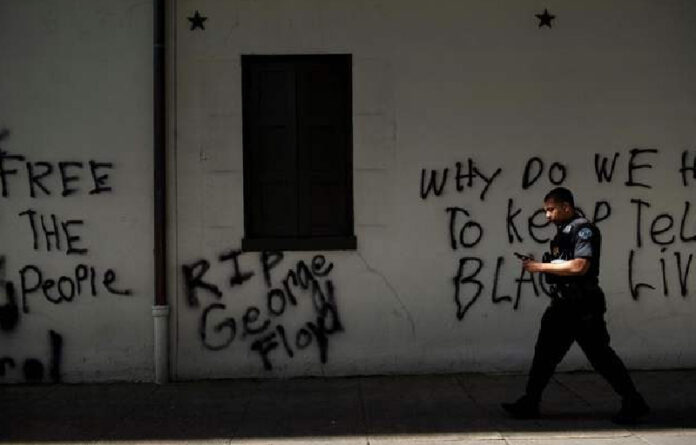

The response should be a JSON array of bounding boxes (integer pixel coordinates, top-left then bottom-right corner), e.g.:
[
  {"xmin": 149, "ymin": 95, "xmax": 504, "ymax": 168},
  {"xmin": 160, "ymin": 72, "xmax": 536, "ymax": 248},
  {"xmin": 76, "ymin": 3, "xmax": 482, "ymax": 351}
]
[{"xmin": 578, "ymin": 227, "xmax": 593, "ymax": 240}]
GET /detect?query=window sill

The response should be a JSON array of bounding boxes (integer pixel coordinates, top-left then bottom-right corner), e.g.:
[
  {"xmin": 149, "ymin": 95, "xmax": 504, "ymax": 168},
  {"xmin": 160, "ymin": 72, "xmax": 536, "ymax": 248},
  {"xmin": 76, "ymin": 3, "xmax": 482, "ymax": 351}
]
[{"xmin": 242, "ymin": 236, "xmax": 357, "ymax": 252}]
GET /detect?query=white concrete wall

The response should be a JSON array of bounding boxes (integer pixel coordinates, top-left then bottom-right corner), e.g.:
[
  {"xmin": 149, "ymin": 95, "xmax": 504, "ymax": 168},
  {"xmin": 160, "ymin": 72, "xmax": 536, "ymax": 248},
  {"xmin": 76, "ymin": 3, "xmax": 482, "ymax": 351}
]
[
  {"xmin": 174, "ymin": 0, "xmax": 696, "ymax": 379},
  {"xmin": 0, "ymin": 0, "xmax": 154, "ymax": 383}
]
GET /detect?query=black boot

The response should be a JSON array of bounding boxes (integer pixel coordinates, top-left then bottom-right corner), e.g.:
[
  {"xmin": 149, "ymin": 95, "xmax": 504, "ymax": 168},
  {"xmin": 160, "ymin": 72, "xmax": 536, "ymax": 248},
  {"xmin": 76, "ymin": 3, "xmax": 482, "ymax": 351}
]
[
  {"xmin": 501, "ymin": 395, "xmax": 540, "ymax": 419},
  {"xmin": 612, "ymin": 394, "xmax": 650, "ymax": 424}
]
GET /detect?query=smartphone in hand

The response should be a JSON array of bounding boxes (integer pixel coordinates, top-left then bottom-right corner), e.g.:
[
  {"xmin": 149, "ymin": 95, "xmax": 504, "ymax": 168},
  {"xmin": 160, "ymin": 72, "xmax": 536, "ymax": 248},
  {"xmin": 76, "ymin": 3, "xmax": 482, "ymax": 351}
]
[{"xmin": 514, "ymin": 252, "xmax": 533, "ymax": 261}]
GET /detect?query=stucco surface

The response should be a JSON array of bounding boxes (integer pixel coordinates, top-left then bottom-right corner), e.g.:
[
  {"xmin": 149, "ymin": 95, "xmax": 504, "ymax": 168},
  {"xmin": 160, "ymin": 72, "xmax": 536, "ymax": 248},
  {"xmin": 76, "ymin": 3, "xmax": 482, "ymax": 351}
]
[
  {"xmin": 0, "ymin": 0, "xmax": 154, "ymax": 383},
  {"xmin": 174, "ymin": 0, "xmax": 696, "ymax": 379}
]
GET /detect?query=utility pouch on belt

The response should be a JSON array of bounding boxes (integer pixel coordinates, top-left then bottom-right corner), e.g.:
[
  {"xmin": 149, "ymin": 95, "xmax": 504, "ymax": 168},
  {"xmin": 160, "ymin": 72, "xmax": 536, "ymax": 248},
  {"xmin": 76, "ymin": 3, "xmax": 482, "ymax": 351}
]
[{"xmin": 557, "ymin": 283, "xmax": 582, "ymax": 301}]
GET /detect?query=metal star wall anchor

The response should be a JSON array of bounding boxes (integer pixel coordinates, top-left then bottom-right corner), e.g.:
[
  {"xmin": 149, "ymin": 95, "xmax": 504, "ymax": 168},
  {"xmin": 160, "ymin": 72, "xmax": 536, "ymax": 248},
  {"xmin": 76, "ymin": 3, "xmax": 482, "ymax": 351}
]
[
  {"xmin": 188, "ymin": 10, "xmax": 207, "ymax": 31},
  {"xmin": 535, "ymin": 9, "xmax": 556, "ymax": 28}
]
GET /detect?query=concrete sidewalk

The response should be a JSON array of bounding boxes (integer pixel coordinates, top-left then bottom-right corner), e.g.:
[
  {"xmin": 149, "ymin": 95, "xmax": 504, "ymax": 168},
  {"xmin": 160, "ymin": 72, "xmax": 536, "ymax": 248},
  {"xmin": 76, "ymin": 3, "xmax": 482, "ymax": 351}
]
[{"xmin": 1, "ymin": 370, "xmax": 695, "ymax": 444}]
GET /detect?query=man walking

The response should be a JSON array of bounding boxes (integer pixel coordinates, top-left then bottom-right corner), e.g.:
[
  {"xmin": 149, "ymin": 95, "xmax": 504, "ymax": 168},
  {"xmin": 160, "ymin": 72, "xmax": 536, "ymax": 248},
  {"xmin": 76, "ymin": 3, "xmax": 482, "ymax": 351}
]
[{"xmin": 503, "ymin": 187, "xmax": 649, "ymax": 424}]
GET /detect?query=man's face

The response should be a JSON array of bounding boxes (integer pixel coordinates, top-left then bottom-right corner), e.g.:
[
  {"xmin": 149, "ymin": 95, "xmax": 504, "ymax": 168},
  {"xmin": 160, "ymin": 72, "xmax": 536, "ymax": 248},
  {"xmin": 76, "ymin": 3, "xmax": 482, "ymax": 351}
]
[{"xmin": 544, "ymin": 199, "xmax": 573, "ymax": 224}]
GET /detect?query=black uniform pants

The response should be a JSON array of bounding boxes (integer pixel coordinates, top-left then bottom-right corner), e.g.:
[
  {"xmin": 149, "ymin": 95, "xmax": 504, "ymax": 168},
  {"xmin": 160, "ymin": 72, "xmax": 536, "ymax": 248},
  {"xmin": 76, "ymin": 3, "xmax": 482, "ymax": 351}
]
[{"xmin": 525, "ymin": 303, "xmax": 639, "ymax": 403}]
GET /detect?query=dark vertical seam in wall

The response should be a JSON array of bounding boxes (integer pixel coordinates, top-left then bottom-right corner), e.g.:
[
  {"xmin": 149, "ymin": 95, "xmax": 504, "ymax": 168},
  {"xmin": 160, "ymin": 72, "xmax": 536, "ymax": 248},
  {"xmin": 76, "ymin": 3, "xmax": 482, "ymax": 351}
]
[{"xmin": 154, "ymin": 0, "xmax": 166, "ymax": 306}]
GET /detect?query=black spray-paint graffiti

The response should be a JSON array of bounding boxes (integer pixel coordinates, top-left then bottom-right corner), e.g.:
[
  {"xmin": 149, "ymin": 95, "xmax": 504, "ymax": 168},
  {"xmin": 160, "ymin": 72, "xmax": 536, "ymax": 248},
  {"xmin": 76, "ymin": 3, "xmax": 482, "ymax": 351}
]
[
  {"xmin": 421, "ymin": 149, "xmax": 696, "ymax": 320},
  {"xmin": 0, "ymin": 283, "xmax": 19, "ymax": 331},
  {"xmin": 1, "ymin": 128, "xmax": 129, "ymax": 382},
  {"xmin": 0, "ymin": 145, "xmax": 132, "ymax": 313},
  {"xmin": 0, "ymin": 330, "xmax": 63, "ymax": 383},
  {"xmin": 6, "ymin": 204, "xmax": 134, "ymax": 315},
  {"xmin": 18, "ymin": 264, "xmax": 131, "ymax": 312},
  {"xmin": 182, "ymin": 251, "xmax": 342, "ymax": 371},
  {"xmin": 0, "ymin": 148, "xmax": 114, "ymax": 199},
  {"xmin": 0, "ymin": 257, "xmax": 20, "ymax": 332},
  {"xmin": 627, "ymin": 198, "xmax": 696, "ymax": 300},
  {"xmin": 420, "ymin": 159, "xmax": 502, "ymax": 201}
]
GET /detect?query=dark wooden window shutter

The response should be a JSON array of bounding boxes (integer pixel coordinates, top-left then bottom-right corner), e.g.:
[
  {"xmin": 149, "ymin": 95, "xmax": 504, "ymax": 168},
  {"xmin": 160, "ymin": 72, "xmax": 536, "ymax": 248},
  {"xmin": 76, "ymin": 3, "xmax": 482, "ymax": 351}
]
[{"xmin": 242, "ymin": 55, "xmax": 355, "ymax": 251}]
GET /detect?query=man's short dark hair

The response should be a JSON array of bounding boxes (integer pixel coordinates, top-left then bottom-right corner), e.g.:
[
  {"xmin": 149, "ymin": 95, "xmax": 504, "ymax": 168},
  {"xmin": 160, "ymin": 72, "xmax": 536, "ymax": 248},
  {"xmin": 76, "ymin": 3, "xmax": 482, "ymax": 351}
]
[{"xmin": 544, "ymin": 187, "xmax": 575, "ymax": 208}]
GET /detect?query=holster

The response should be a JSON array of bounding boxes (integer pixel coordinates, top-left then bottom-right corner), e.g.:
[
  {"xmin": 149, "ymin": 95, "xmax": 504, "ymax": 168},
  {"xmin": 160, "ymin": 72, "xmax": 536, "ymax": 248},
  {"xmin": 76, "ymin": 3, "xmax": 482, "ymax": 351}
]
[{"xmin": 552, "ymin": 281, "xmax": 606, "ymax": 314}]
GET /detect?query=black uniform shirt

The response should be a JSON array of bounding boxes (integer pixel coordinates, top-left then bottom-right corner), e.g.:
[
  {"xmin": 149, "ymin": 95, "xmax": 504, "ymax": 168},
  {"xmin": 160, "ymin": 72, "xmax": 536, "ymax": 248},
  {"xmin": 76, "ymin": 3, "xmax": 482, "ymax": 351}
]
[{"xmin": 550, "ymin": 214, "xmax": 601, "ymax": 286}]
